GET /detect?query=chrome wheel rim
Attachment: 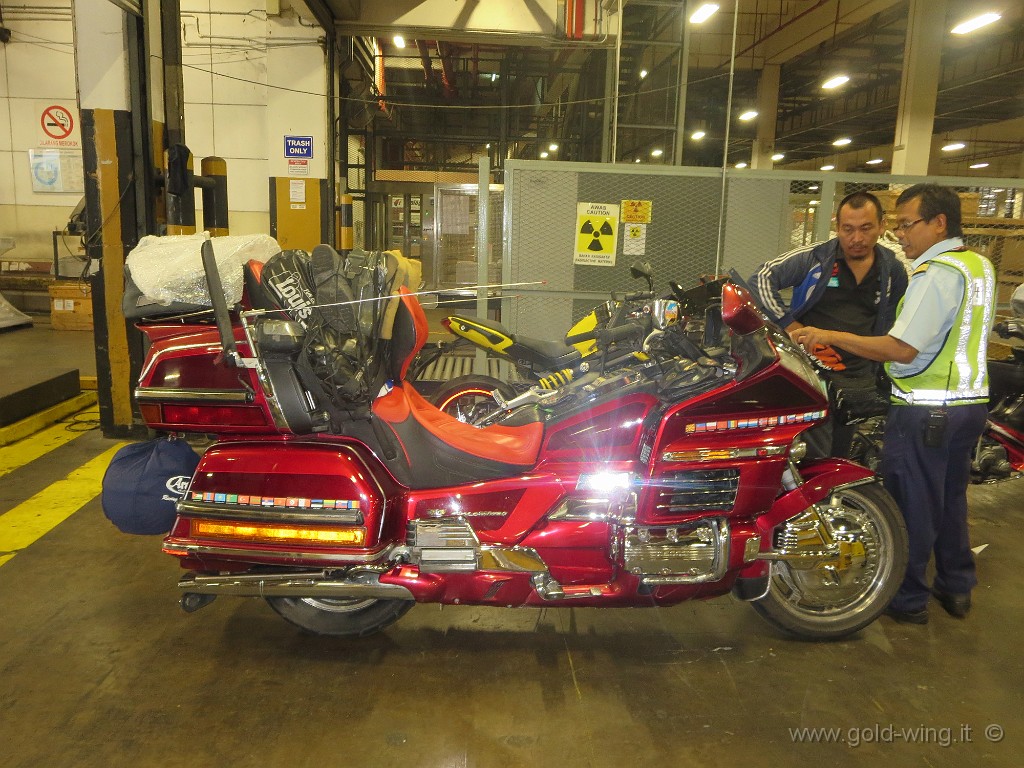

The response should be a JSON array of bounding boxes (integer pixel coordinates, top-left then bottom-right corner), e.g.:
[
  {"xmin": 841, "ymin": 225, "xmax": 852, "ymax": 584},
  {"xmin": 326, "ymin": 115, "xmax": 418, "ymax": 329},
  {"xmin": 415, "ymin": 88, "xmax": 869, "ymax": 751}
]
[{"xmin": 771, "ymin": 490, "xmax": 895, "ymax": 619}]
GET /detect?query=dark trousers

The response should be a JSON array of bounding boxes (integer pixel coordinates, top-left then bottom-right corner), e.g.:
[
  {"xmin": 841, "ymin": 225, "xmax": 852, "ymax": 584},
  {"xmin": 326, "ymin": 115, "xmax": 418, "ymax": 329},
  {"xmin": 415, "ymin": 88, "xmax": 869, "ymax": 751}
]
[{"xmin": 881, "ymin": 403, "xmax": 987, "ymax": 612}]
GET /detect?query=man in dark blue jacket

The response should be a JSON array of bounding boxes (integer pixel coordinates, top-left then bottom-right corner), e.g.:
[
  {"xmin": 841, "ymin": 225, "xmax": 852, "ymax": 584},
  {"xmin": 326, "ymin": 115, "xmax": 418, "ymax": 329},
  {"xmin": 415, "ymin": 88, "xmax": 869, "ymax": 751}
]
[{"xmin": 749, "ymin": 191, "xmax": 908, "ymax": 456}]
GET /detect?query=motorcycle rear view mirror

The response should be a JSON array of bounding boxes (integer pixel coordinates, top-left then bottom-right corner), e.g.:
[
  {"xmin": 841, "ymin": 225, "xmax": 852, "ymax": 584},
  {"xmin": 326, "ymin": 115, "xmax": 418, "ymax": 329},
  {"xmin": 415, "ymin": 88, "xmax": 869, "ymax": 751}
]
[
  {"xmin": 721, "ymin": 282, "xmax": 766, "ymax": 335},
  {"xmin": 629, "ymin": 260, "xmax": 654, "ymax": 293}
]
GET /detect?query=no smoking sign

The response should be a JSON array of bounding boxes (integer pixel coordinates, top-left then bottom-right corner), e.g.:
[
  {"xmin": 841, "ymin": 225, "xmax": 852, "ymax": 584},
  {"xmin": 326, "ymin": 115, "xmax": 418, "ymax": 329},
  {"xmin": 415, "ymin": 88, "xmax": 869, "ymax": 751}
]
[{"xmin": 38, "ymin": 103, "xmax": 80, "ymax": 148}]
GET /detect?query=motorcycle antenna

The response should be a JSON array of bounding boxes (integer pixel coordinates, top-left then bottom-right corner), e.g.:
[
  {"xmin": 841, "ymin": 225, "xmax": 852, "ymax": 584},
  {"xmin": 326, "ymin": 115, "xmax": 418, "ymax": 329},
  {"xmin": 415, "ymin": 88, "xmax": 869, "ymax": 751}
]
[{"xmin": 239, "ymin": 281, "xmax": 547, "ymax": 316}]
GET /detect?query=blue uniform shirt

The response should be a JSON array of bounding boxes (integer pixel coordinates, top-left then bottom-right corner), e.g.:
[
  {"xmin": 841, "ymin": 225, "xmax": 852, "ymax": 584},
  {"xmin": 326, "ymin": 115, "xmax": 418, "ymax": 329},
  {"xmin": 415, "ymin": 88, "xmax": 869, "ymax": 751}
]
[{"xmin": 888, "ymin": 237, "xmax": 967, "ymax": 378}]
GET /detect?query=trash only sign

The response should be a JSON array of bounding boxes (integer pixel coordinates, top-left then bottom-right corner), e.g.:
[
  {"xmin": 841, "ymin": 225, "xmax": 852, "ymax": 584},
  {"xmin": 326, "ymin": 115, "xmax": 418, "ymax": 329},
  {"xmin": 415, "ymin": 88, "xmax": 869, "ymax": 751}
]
[
  {"xmin": 574, "ymin": 202, "xmax": 619, "ymax": 266},
  {"xmin": 284, "ymin": 136, "xmax": 314, "ymax": 158}
]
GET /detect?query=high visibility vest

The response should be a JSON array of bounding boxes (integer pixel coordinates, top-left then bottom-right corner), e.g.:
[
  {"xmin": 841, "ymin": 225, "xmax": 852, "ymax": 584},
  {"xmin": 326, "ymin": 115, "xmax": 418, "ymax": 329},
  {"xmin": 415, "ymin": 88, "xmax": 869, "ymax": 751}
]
[{"xmin": 887, "ymin": 249, "xmax": 996, "ymax": 406}]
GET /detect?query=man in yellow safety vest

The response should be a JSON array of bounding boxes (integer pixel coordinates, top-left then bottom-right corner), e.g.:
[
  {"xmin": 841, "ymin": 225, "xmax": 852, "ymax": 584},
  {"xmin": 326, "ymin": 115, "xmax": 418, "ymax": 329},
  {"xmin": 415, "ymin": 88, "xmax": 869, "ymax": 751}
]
[{"xmin": 790, "ymin": 184, "xmax": 996, "ymax": 625}]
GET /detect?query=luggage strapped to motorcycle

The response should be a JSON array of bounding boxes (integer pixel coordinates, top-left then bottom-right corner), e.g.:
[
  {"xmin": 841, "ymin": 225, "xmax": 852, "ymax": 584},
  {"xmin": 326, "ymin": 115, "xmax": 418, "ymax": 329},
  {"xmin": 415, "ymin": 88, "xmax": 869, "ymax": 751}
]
[{"xmin": 257, "ymin": 245, "xmax": 414, "ymax": 427}]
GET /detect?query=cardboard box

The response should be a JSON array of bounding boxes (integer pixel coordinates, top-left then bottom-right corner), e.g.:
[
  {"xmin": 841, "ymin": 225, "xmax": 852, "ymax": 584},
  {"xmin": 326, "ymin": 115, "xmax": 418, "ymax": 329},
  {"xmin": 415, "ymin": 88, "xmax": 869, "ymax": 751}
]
[{"xmin": 48, "ymin": 282, "xmax": 93, "ymax": 331}]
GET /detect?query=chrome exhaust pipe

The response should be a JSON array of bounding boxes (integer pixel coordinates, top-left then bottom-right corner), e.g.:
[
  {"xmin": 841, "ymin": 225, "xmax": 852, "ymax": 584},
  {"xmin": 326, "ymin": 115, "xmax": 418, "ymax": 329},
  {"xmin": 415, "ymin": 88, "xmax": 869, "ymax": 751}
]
[{"xmin": 178, "ymin": 570, "xmax": 415, "ymax": 600}]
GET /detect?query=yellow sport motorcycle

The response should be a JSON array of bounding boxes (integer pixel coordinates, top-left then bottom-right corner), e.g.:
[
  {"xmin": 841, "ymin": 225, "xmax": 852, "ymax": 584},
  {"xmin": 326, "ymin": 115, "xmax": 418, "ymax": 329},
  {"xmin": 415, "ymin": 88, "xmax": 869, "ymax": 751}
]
[{"xmin": 426, "ymin": 264, "xmax": 724, "ymax": 422}]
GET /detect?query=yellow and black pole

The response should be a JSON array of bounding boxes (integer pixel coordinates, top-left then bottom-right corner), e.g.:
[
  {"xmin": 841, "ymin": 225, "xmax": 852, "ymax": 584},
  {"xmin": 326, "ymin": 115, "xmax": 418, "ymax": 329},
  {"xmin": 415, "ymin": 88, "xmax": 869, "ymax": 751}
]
[{"xmin": 337, "ymin": 193, "xmax": 353, "ymax": 255}]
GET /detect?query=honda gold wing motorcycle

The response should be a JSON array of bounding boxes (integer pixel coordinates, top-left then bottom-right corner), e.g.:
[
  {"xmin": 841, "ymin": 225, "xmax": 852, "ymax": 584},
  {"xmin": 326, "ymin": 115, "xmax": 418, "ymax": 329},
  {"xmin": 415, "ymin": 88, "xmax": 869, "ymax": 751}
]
[{"xmin": 130, "ymin": 240, "xmax": 907, "ymax": 640}]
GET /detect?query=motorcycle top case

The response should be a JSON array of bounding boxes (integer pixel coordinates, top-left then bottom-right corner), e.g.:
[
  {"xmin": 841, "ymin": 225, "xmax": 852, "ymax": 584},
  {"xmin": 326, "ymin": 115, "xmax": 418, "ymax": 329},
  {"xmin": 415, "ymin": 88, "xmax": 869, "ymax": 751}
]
[{"xmin": 101, "ymin": 438, "xmax": 200, "ymax": 535}]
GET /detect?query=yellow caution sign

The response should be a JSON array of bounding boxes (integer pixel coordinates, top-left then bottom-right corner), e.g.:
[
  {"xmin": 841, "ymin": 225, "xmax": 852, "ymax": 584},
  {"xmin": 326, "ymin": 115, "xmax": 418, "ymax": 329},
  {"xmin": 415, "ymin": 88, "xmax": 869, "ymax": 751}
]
[
  {"xmin": 575, "ymin": 202, "xmax": 619, "ymax": 266},
  {"xmin": 621, "ymin": 199, "xmax": 653, "ymax": 224}
]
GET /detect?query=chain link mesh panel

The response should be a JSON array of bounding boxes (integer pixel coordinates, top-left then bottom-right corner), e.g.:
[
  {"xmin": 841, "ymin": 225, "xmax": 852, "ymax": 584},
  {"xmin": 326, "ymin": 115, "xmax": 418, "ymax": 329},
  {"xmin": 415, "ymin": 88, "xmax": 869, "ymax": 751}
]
[
  {"xmin": 504, "ymin": 163, "xmax": 722, "ymax": 338},
  {"xmin": 492, "ymin": 162, "xmax": 1021, "ymax": 339}
]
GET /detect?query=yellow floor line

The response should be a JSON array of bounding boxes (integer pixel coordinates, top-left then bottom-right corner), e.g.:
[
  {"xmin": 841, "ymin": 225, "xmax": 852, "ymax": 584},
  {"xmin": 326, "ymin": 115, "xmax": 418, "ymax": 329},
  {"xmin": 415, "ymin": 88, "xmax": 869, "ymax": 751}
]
[
  {"xmin": 0, "ymin": 407, "xmax": 98, "ymax": 479},
  {"xmin": 0, "ymin": 392, "xmax": 99, "ymax": 447},
  {"xmin": 0, "ymin": 442, "xmax": 127, "ymax": 567}
]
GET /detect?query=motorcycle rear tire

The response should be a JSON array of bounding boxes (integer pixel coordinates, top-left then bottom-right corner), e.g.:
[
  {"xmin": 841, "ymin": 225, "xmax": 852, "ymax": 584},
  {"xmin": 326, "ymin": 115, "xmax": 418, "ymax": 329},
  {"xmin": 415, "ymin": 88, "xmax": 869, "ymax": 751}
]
[
  {"xmin": 752, "ymin": 482, "xmax": 908, "ymax": 640},
  {"xmin": 266, "ymin": 596, "xmax": 414, "ymax": 637},
  {"xmin": 431, "ymin": 374, "xmax": 517, "ymax": 424}
]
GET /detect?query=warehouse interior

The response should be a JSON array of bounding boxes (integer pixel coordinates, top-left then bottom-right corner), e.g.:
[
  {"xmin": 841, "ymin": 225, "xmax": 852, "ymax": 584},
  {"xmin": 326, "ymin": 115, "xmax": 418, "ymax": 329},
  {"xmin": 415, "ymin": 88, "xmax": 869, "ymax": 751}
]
[{"xmin": 1, "ymin": 2, "xmax": 1024, "ymax": 765}]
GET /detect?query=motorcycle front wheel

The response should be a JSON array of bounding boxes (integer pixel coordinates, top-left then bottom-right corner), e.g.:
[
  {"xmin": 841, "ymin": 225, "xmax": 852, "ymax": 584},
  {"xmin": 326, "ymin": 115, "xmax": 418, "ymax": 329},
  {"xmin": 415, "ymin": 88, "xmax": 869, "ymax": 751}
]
[
  {"xmin": 266, "ymin": 596, "xmax": 414, "ymax": 637},
  {"xmin": 752, "ymin": 482, "xmax": 908, "ymax": 640},
  {"xmin": 431, "ymin": 374, "xmax": 517, "ymax": 424}
]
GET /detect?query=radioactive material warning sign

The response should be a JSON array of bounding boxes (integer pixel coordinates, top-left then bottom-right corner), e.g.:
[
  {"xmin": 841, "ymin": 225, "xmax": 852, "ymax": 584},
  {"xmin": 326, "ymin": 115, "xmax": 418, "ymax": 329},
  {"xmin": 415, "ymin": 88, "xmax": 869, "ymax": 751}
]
[
  {"xmin": 623, "ymin": 223, "xmax": 647, "ymax": 256},
  {"xmin": 575, "ymin": 202, "xmax": 619, "ymax": 266}
]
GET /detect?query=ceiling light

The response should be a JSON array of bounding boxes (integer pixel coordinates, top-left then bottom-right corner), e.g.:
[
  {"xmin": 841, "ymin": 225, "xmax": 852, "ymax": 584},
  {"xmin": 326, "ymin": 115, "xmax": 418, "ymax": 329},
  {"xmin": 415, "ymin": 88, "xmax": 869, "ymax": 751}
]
[
  {"xmin": 549, "ymin": 143, "xmax": 558, "ymax": 151},
  {"xmin": 651, "ymin": 148, "xmax": 664, "ymax": 157},
  {"xmin": 635, "ymin": 158, "xmax": 641, "ymax": 163},
  {"xmin": 822, "ymin": 75, "xmax": 850, "ymax": 90},
  {"xmin": 951, "ymin": 13, "xmax": 1001, "ymax": 35},
  {"xmin": 809, "ymin": 200, "xmax": 820, "ymax": 206},
  {"xmin": 942, "ymin": 142, "xmax": 966, "ymax": 152},
  {"xmin": 735, "ymin": 162, "xmax": 748, "ymax": 169},
  {"xmin": 866, "ymin": 158, "xmax": 884, "ymax": 165},
  {"xmin": 689, "ymin": 3, "xmax": 719, "ymax": 24},
  {"xmin": 393, "ymin": 35, "xmax": 406, "ymax": 48},
  {"xmin": 771, "ymin": 153, "xmax": 785, "ymax": 161},
  {"xmin": 639, "ymin": 69, "xmax": 648, "ymax": 79},
  {"xmin": 485, "ymin": 143, "xmax": 491, "ymax": 149},
  {"xmin": 970, "ymin": 162, "xmax": 990, "ymax": 169},
  {"xmin": 738, "ymin": 110, "xmax": 758, "ymax": 121},
  {"xmin": 808, "ymin": 185, "xmax": 819, "ymax": 191},
  {"xmin": 540, "ymin": 151, "xmax": 549, "ymax": 159},
  {"xmin": 833, "ymin": 137, "xmax": 852, "ymax": 147},
  {"xmin": 491, "ymin": 73, "xmax": 498, "ymax": 82},
  {"xmin": 820, "ymin": 165, "xmax": 835, "ymax": 171},
  {"xmin": 691, "ymin": 130, "xmax": 706, "ymax": 140}
]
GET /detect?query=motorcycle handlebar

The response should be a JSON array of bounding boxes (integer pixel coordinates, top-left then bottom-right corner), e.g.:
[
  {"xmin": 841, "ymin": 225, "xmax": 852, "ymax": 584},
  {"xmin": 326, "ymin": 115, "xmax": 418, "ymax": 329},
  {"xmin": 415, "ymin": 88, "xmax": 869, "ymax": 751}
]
[
  {"xmin": 597, "ymin": 322, "xmax": 645, "ymax": 347},
  {"xmin": 612, "ymin": 290, "xmax": 655, "ymax": 303}
]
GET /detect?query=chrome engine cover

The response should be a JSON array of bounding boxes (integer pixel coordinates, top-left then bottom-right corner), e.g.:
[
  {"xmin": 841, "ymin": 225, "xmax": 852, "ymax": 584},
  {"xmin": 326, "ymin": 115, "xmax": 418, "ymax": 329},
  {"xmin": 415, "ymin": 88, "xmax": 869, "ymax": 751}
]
[{"xmin": 623, "ymin": 518, "xmax": 728, "ymax": 584}]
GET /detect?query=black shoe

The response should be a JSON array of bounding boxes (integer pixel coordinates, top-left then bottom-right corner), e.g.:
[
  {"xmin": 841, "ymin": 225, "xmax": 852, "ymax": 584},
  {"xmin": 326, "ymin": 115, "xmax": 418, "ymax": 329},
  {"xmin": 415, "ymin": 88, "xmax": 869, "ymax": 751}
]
[
  {"xmin": 932, "ymin": 588, "xmax": 971, "ymax": 618},
  {"xmin": 883, "ymin": 606, "xmax": 929, "ymax": 625}
]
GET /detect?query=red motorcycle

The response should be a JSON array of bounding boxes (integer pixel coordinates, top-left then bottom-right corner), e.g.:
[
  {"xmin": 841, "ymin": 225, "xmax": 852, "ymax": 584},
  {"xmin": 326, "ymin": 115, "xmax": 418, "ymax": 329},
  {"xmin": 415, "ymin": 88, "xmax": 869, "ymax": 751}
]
[{"xmin": 131, "ymin": 242, "xmax": 907, "ymax": 640}]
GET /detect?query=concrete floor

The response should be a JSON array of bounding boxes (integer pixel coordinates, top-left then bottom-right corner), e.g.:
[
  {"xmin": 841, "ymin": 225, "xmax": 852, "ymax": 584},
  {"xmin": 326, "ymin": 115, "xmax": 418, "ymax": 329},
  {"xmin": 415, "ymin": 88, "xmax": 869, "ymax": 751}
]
[
  {"xmin": 0, "ymin": 428, "xmax": 1020, "ymax": 767},
  {"xmin": 1, "ymin": 320, "xmax": 1022, "ymax": 768}
]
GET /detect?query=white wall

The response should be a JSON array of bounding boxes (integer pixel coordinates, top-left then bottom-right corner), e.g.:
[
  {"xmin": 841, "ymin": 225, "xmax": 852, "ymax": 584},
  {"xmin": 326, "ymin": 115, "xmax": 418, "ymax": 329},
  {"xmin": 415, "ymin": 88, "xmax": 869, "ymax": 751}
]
[
  {"xmin": 181, "ymin": 1, "xmax": 326, "ymax": 233},
  {"xmin": 0, "ymin": 1, "xmax": 329, "ymax": 262},
  {"xmin": 0, "ymin": 4, "xmax": 83, "ymax": 263}
]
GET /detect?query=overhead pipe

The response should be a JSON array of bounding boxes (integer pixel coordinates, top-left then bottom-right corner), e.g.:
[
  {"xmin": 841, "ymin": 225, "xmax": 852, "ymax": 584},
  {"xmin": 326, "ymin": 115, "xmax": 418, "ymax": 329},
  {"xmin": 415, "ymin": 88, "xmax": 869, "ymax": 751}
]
[
  {"xmin": 436, "ymin": 41, "xmax": 459, "ymax": 100},
  {"xmin": 416, "ymin": 39, "xmax": 434, "ymax": 85}
]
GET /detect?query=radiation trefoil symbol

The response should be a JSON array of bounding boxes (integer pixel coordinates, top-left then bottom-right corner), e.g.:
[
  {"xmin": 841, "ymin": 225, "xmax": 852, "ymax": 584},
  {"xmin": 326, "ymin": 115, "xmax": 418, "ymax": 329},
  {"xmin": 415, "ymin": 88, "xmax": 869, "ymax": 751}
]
[{"xmin": 580, "ymin": 218, "xmax": 615, "ymax": 252}]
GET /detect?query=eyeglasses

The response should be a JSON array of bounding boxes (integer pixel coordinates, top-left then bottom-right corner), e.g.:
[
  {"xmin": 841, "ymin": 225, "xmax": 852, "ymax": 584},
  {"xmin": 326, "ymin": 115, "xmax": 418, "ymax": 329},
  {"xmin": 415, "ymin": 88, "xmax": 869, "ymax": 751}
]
[{"xmin": 893, "ymin": 218, "xmax": 925, "ymax": 233}]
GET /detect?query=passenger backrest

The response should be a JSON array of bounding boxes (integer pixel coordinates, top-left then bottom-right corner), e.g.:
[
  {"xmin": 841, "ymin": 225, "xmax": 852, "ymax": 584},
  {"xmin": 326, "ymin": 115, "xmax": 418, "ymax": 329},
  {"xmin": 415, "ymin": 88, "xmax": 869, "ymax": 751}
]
[{"xmin": 389, "ymin": 287, "xmax": 428, "ymax": 382}]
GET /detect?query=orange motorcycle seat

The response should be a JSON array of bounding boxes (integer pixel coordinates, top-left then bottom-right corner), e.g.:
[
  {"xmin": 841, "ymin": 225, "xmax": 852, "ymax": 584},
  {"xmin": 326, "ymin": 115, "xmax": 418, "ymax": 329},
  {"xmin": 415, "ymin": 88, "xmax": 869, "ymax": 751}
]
[{"xmin": 374, "ymin": 384, "xmax": 544, "ymax": 467}]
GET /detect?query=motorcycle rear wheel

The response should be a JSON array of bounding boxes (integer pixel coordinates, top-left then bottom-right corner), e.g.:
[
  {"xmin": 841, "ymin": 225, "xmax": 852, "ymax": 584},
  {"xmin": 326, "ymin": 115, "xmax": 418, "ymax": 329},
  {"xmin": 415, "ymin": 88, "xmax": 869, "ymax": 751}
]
[
  {"xmin": 266, "ymin": 596, "xmax": 414, "ymax": 637},
  {"xmin": 432, "ymin": 374, "xmax": 517, "ymax": 424},
  {"xmin": 752, "ymin": 482, "xmax": 908, "ymax": 640}
]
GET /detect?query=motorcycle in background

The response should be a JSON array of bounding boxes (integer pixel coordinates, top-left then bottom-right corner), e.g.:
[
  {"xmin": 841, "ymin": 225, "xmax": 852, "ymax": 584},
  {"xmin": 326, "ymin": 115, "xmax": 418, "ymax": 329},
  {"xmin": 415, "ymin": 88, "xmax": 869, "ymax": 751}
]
[
  {"xmin": 126, "ymin": 240, "xmax": 908, "ymax": 641},
  {"xmin": 420, "ymin": 261, "xmax": 662, "ymax": 421},
  {"xmin": 422, "ymin": 265, "xmax": 728, "ymax": 423}
]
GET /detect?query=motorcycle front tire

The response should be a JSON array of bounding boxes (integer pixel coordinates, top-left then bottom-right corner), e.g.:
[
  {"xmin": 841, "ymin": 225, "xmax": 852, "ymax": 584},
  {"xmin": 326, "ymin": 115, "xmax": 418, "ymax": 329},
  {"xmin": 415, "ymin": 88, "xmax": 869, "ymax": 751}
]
[
  {"xmin": 431, "ymin": 374, "xmax": 517, "ymax": 424},
  {"xmin": 266, "ymin": 596, "xmax": 414, "ymax": 637},
  {"xmin": 751, "ymin": 481, "xmax": 909, "ymax": 640}
]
